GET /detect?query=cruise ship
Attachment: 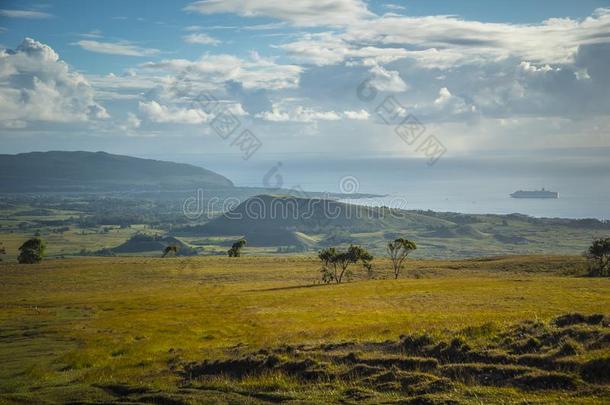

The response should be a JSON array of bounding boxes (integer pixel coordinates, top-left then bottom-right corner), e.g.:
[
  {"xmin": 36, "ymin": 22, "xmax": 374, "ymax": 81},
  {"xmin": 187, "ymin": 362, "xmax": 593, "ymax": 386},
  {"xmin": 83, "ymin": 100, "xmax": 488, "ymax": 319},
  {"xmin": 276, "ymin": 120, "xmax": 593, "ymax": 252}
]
[{"xmin": 510, "ymin": 188, "xmax": 558, "ymax": 199}]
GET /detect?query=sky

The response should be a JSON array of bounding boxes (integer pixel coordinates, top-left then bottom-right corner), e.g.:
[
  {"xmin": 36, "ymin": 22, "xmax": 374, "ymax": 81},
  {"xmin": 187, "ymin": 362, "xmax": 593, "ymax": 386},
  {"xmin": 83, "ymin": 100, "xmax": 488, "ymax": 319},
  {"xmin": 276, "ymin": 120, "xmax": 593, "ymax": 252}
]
[{"xmin": 1, "ymin": 0, "xmax": 610, "ymax": 164}]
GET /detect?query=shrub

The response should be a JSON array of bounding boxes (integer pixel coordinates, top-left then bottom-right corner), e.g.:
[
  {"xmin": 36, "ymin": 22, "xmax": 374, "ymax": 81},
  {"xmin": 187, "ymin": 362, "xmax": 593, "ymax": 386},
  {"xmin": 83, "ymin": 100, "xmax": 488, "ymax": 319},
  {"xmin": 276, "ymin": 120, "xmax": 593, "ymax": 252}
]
[
  {"xmin": 18, "ymin": 237, "xmax": 45, "ymax": 264},
  {"xmin": 227, "ymin": 239, "xmax": 246, "ymax": 257},
  {"xmin": 586, "ymin": 238, "xmax": 610, "ymax": 276}
]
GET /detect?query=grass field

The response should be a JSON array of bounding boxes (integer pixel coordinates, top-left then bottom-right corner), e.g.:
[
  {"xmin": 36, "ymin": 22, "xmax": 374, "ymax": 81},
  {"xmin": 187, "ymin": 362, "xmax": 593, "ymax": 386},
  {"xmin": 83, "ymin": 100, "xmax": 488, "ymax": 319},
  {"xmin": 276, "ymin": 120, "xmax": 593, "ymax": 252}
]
[{"xmin": 1, "ymin": 255, "xmax": 609, "ymax": 404}]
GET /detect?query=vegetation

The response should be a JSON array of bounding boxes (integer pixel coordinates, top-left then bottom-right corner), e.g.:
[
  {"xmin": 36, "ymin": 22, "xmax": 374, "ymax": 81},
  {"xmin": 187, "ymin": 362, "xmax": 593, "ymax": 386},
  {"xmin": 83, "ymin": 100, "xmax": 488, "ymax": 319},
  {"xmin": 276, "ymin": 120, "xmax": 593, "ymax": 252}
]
[
  {"xmin": 161, "ymin": 245, "xmax": 178, "ymax": 258},
  {"xmin": 318, "ymin": 245, "xmax": 373, "ymax": 284},
  {"xmin": 0, "ymin": 255, "xmax": 608, "ymax": 403},
  {"xmin": 587, "ymin": 237, "xmax": 610, "ymax": 277},
  {"xmin": 227, "ymin": 239, "xmax": 247, "ymax": 257},
  {"xmin": 1, "ymin": 193, "xmax": 609, "ymax": 259},
  {"xmin": 17, "ymin": 237, "xmax": 45, "ymax": 264},
  {"xmin": 387, "ymin": 237, "xmax": 417, "ymax": 279},
  {"xmin": 0, "ymin": 242, "xmax": 5, "ymax": 261}
]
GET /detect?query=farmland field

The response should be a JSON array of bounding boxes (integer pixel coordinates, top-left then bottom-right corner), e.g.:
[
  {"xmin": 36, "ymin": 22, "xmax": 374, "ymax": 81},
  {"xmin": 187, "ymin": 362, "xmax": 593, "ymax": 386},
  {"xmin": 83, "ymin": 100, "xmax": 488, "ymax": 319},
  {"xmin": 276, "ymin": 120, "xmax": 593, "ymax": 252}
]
[{"xmin": 1, "ymin": 255, "xmax": 609, "ymax": 404}]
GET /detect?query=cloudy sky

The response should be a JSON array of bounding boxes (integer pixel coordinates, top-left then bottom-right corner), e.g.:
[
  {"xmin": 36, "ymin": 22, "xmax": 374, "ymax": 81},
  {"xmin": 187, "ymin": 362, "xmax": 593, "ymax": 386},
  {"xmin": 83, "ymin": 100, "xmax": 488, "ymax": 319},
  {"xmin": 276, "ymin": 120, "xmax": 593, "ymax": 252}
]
[{"xmin": 1, "ymin": 0, "xmax": 609, "ymax": 161}]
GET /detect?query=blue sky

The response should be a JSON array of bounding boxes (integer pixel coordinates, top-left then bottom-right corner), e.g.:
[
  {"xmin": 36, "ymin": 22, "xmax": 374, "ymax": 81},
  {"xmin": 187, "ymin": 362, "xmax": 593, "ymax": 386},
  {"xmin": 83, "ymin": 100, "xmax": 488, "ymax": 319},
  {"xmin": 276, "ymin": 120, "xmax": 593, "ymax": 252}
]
[{"xmin": 1, "ymin": 0, "xmax": 609, "ymax": 162}]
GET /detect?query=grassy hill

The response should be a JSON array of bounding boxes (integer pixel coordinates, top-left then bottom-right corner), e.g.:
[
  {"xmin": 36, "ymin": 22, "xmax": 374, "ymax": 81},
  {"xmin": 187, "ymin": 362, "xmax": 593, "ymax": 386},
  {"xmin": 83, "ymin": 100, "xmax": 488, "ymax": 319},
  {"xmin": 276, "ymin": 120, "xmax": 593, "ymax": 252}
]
[
  {"xmin": 173, "ymin": 194, "xmax": 610, "ymax": 258},
  {"xmin": 176, "ymin": 194, "xmax": 451, "ymax": 246},
  {"xmin": 108, "ymin": 233, "xmax": 197, "ymax": 256},
  {"xmin": 0, "ymin": 255, "xmax": 608, "ymax": 403},
  {"xmin": 0, "ymin": 151, "xmax": 233, "ymax": 191}
]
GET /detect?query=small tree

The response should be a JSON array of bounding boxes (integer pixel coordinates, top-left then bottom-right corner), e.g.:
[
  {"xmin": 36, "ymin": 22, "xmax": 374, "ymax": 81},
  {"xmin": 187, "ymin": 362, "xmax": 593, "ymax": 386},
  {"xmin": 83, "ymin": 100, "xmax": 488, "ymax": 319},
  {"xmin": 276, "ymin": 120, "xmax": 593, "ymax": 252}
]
[
  {"xmin": 387, "ymin": 238, "xmax": 417, "ymax": 279},
  {"xmin": 587, "ymin": 238, "xmax": 610, "ymax": 277},
  {"xmin": 228, "ymin": 239, "xmax": 247, "ymax": 257},
  {"xmin": 0, "ymin": 243, "xmax": 5, "ymax": 262},
  {"xmin": 18, "ymin": 237, "xmax": 45, "ymax": 264},
  {"xmin": 162, "ymin": 245, "xmax": 179, "ymax": 258},
  {"xmin": 318, "ymin": 245, "xmax": 373, "ymax": 284}
]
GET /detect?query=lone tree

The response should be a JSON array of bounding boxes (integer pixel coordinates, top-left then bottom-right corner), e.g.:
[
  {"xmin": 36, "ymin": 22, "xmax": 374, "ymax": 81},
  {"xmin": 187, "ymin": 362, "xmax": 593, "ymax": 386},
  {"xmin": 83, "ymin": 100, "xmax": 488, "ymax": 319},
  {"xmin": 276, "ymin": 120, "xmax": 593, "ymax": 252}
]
[
  {"xmin": 0, "ymin": 243, "xmax": 5, "ymax": 262},
  {"xmin": 318, "ymin": 245, "xmax": 373, "ymax": 284},
  {"xmin": 228, "ymin": 239, "xmax": 246, "ymax": 257},
  {"xmin": 18, "ymin": 237, "xmax": 45, "ymax": 264},
  {"xmin": 387, "ymin": 238, "xmax": 417, "ymax": 279},
  {"xmin": 162, "ymin": 245, "xmax": 179, "ymax": 258},
  {"xmin": 587, "ymin": 238, "xmax": 610, "ymax": 277}
]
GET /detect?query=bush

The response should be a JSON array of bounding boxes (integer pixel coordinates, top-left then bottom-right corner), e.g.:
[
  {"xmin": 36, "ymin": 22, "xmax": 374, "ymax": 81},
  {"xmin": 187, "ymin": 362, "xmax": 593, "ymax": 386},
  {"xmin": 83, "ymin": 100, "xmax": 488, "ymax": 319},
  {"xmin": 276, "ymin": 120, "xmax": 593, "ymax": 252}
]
[
  {"xmin": 18, "ymin": 237, "xmax": 45, "ymax": 264},
  {"xmin": 586, "ymin": 238, "xmax": 610, "ymax": 277}
]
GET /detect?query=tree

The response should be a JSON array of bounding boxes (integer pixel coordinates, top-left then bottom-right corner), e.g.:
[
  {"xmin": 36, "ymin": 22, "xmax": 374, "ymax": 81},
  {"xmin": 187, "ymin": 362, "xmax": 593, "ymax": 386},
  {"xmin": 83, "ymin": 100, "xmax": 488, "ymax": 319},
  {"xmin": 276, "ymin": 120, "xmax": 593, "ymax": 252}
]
[
  {"xmin": 228, "ymin": 239, "xmax": 246, "ymax": 257},
  {"xmin": 162, "ymin": 245, "xmax": 179, "ymax": 258},
  {"xmin": 387, "ymin": 238, "xmax": 417, "ymax": 279},
  {"xmin": 587, "ymin": 238, "xmax": 610, "ymax": 277},
  {"xmin": 0, "ymin": 243, "xmax": 5, "ymax": 262},
  {"xmin": 318, "ymin": 245, "xmax": 373, "ymax": 284},
  {"xmin": 18, "ymin": 237, "xmax": 45, "ymax": 264}
]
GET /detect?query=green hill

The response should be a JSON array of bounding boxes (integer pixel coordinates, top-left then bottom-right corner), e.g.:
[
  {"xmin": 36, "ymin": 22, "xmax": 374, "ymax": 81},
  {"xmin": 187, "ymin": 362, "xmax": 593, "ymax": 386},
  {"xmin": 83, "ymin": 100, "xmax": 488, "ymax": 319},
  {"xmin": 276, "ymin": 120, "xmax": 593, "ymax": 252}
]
[
  {"xmin": 0, "ymin": 151, "xmax": 233, "ymax": 191},
  {"xmin": 176, "ymin": 194, "xmax": 451, "ymax": 246},
  {"xmin": 109, "ymin": 234, "xmax": 196, "ymax": 256}
]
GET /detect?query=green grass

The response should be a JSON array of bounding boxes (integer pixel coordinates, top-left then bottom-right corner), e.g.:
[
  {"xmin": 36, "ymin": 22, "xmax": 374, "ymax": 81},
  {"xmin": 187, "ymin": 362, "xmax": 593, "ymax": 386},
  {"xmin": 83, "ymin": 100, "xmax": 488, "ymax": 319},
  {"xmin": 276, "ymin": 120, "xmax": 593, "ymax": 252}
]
[{"xmin": 0, "ymin": 255, "xmax": 609, "ymax": 403}]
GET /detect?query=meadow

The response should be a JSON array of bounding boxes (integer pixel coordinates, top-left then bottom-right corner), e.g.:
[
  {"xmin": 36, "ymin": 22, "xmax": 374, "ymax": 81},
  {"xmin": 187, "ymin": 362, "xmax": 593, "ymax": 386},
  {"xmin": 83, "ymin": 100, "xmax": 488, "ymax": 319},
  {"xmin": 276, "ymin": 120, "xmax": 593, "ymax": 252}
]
[{"xmin": 1, "ymin": 255, "xmax": 609, "ymax": 404}]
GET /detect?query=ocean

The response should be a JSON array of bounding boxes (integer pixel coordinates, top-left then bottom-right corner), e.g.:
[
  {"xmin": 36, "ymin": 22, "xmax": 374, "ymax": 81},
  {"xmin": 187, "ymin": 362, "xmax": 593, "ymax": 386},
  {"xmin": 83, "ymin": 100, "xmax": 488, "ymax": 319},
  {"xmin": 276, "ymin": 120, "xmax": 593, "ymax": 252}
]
[{"xmin": 164, "ymin": 152, "xmax": 610, "ymax": 220}]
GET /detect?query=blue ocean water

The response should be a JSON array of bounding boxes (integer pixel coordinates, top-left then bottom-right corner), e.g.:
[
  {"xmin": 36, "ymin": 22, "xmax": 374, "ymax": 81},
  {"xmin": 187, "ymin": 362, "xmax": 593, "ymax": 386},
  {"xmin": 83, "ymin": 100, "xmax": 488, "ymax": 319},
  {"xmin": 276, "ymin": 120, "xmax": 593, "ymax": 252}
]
[{"xmin": 165, "ymin": 153, "xmax": 610, "ymax": 220}]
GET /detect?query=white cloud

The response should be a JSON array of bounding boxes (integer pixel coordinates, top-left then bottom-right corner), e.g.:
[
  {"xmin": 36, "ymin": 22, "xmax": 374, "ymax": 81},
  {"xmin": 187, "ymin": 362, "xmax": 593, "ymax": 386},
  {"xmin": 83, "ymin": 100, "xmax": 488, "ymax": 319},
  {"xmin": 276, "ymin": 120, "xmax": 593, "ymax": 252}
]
[
  {"xmin": 0, "ymin": 9, "xmax": 52, "ymax": 18},
  {"xmin": 343, "ymin": 109, "xmax": 369, "ymax": 120},
  {"xmin": 142, "ymin": 52, "xmax": 302, "ymax": 90},
  {"xmin": 277, "ymin": 32, "xmax": 410, "ymax": 66},
  {"xmin": 433, "ymin": 87, "xmax": 476, "ymax": 115},
  {"xmin": 518, "ymin": 61, "xmax": 559, "ymax": 74},
  {"xmin": 182, "ymin": 33, "xmax": 221, "ymax": 45},
  {"xmin": 75, "ymin": 40, "xmax": 160, "ymax": 56},
  {"xmin": 0, "ymin": 38, "xmax": 108, "ymax": 125},
  {"xmin": 279, "ymin": 8, "xmax": 610, "ymax": 68},
  {"xmin": 368, "ymin": 64, "xmax": 408, "ymax": 92},
  {"xmin": 126, "ymin": 112, "xmax": 141, "ymax": 128},
  {"xmin": 383, "ymin": 4, "xmax": 406, "ymax": 12},
  {"xmin": 257, "ymin": 104, "xmax": 369, "ymax": 122},
  {"xmin": 139, "ymin": 100, "xmax": 210, "ymax": 124},
  {"xmin": 184, "ymin": 0, "xmax": 374, "ymax": 27},
  {"xmin": 257, "ymin": 104, "xmax": 342, "ymax": 122}
]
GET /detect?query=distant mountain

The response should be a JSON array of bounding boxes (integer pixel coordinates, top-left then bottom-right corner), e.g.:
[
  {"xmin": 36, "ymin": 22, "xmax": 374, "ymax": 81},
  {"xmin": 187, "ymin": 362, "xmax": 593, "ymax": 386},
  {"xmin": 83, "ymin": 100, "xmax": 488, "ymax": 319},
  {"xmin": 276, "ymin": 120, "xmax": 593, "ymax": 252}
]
[
  {"xmin": 0, "ymin": 151, "xmax": 233, "ymax": 191},
  {"xmin": 175, "ymin": 194, "xmax": 452, "ymax": 246}
]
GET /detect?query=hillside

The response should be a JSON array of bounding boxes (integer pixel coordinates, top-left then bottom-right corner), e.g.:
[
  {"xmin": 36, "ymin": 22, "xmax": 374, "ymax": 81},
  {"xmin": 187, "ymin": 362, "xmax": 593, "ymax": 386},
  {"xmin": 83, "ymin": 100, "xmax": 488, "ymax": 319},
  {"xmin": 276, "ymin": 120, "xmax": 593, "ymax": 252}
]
[
  {"xmin": 171, "ymin": 194, "xmax": 610, "ymax": 257},
  {"xmin": 108, "ymin": 234, "xmax": 197, "ymax": 256},
  {"xmin": 175, "ymin": 194, "xmax": 451, "ymax": 246},
  {"xmin": 0, "ymin": 151, "xmax": 233, "ymax": 191}
]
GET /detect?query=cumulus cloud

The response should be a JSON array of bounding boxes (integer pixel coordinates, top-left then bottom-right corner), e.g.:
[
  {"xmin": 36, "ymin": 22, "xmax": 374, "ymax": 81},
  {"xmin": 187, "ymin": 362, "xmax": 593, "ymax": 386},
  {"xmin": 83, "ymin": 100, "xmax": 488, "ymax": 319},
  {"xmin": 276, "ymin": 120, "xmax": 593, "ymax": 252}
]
[
  {"xmin": 434, "ymin": 87, "xmax": 476, "ymax": 115},
  {"xmin": 0, "ymin": 38, "xmax": 108, "ymax": 125},
  {"xmin": 138, "ymin": 100, "xmax": 210, "ymax": 124},
  {"xmin": 141, "ymin": 52, "xmax": 301, "ymax": 90},
  {"xmin": 184, "ymin": 0, "xmax": 374, "ymax": 27},
  {"xmin": 368, "ymin": 64, "xmax": 408, "ymax": 92},
  {"xmin": 182, "ymin": 33, "xmax": 221, "ymax": 45},
  {"xmin": 75, "ymin": 40, "xmax": 160, "ymax": 56}
]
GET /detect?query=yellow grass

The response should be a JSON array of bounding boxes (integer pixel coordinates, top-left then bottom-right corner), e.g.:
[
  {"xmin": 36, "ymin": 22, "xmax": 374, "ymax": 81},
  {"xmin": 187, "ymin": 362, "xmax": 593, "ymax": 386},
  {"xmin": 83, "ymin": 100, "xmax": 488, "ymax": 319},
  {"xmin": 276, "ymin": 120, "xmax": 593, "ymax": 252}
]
[{"xmin": 0, "ymin": 255, "xmax": 609, "ymax": 403}]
